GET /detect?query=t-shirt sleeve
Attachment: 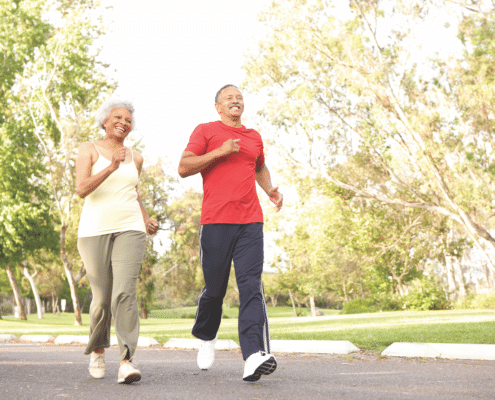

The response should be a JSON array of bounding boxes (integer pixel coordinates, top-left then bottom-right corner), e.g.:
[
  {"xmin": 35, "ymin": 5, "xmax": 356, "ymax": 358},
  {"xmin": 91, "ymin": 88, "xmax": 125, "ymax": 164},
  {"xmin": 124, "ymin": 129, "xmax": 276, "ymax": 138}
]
[
  {"xmin": 185, "ymin": 124, "xmax": 208, "ymax": 156},
  {"xmin": 255, "ymin": 140, "xmax": 265, "ymax": 171}
]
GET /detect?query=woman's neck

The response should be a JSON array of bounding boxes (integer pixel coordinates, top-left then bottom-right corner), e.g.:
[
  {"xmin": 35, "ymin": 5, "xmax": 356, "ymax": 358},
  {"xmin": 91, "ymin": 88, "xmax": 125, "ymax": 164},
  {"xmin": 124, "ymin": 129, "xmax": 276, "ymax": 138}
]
[{"xmin": 101, "ymin": 137, "xmax": 125, "ymax": 149}]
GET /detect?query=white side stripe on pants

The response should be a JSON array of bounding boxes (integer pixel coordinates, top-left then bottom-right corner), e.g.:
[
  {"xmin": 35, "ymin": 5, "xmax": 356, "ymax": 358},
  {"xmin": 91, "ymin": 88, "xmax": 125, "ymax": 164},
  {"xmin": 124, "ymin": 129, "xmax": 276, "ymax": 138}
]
[{"xmin": 260, "ymin": 280, "xmax": 270, "ymax": 353}]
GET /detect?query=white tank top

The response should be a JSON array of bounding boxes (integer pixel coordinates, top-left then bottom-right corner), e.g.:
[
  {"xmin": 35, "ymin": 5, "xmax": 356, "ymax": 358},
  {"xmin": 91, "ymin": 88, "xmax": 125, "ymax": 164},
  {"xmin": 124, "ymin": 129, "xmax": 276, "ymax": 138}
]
[{"xmin": 78, "ymin": 143, "xmax": 146, "ymax": 237}]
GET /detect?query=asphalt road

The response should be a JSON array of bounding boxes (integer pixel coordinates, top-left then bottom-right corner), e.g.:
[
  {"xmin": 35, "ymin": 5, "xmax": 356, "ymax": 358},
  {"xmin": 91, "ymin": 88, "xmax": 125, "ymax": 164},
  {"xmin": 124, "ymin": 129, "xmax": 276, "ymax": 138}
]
[{"xmin": 1, "ymin": 343, "xmax": 494, "ymax": 400}]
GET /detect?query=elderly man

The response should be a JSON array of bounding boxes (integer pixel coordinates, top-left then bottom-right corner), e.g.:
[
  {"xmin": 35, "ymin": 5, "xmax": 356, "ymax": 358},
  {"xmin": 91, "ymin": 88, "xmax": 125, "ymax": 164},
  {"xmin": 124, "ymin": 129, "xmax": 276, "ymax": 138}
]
[{"xmin": 178, "ymin": 84, "xmax": 283, "ymax": 382}]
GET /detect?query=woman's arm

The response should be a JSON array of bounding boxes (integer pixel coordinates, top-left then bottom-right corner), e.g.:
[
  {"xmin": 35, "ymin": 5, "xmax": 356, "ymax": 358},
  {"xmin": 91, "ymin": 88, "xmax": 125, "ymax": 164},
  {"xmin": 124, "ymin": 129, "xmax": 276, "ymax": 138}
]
[
  {"xmin": 134, "ymin": 152, "xmax": 159, "ymax": 235},
  {"xmin": 75, "ymin": 142, "xmax": 126, "ymax": 198}
]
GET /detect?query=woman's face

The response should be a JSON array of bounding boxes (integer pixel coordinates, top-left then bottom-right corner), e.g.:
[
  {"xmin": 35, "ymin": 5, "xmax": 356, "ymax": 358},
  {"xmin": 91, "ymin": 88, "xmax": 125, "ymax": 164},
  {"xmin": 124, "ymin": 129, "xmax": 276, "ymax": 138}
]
[{"xmin": 104, "ymin": 107, "xmax": 132, "ymax": 140}]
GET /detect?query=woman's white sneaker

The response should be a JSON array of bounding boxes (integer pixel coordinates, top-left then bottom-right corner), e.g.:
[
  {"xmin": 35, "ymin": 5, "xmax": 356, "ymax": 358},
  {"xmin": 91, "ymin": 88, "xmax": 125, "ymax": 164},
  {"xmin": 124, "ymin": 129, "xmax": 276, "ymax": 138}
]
[
  {"xmin": 118, "ymin": 360, "xmax": 141, "ymax": 384},
  {"xmin": 197, "ymin": 336, "xmax": 217, "ymax": 370},
  {"xmin": 243, "ymin": 351, "xmax": 277, "ymax": 382},
  {"xmin": 88, "ymin": 352, "xmax": 105, "ymax": 379}
]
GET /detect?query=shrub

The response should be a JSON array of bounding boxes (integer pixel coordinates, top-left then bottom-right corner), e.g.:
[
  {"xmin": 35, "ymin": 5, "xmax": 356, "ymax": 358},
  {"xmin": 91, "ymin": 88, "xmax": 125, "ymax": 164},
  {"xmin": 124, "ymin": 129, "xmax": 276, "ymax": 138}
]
[
  {"xmin": 340, "ymin": 298, "xmax": 376, "ymax": 314},
  {"xmin": 453, "ymin": 291, "xmax": 495, "ymax": 310},
  {"xmin": 401, "ymin": 278, "xmax": 450, "ymax": 311},
  {"xmin": 368, "ymin": 293, "xmax": 402, "ymax": 311}
]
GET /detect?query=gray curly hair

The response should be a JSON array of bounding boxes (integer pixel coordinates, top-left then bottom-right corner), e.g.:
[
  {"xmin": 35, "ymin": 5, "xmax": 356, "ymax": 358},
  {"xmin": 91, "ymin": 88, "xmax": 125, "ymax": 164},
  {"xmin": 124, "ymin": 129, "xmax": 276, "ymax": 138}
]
[{"xmin": 95, "ymin": 98, "xmax": 135, "ymax": 131}]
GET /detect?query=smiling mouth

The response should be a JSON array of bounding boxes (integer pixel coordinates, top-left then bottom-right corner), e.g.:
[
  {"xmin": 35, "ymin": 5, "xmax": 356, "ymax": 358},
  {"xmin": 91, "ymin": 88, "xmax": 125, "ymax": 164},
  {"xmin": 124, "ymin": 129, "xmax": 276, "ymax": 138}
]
[
  {"xmin": 115, "ymin": 127, "xmax": 125, "ymax": 132},
  {"xmin": 229, "ymin": 104, "xmax": 241, "ymax": 110}
]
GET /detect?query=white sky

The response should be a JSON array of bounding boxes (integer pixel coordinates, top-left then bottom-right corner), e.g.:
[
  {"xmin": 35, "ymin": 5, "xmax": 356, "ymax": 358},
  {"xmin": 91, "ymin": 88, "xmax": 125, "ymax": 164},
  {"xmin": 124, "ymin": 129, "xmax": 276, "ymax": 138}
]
[
  {"xmin": 96, "ymin": 0, "xmax": 463, "ymax": 190},
  {"xmin": 94, "ymin": 0, "xmax": 464, "ymax": 262},
  {"xmin": 97, "ymin": 0, "xmax": 274, "ymax": 192}
]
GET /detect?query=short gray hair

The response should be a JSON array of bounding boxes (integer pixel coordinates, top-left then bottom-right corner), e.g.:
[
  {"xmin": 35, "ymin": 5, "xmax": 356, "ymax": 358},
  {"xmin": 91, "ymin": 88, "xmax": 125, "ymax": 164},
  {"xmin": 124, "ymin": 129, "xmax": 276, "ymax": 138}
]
[
  {"xmin": 95, "ymin": 98, "xmax": 135, "ymax": 131},
  {"xmin": 215, "ymin": 84, "xmax": 240, "ymax": 103}
]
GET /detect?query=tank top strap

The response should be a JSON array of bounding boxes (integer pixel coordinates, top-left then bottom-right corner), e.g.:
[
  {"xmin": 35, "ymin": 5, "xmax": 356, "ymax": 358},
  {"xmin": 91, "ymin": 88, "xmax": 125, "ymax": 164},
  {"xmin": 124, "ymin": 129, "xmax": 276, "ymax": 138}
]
[
  {"xmin": 129, "ymin": 148, "xmax": 134, "ymax": 161},
  {"xmin": 92, "ymin": 142, "xmax": 102, "ymax": 155}
]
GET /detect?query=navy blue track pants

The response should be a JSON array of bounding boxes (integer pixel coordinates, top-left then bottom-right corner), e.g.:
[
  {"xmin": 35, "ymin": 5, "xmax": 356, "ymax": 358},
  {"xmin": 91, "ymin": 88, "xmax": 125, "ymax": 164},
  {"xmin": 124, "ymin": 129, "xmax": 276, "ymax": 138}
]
[{"xmin": 192, "ymin": 223, "xmax": 270, "ymax": 360}]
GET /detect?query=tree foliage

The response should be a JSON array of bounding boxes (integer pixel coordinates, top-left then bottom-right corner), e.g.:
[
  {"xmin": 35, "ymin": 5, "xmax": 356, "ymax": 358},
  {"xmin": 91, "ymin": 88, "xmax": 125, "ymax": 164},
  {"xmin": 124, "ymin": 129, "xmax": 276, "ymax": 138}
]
[
  {"xmin": 136, "ymin": 160, "xmax": 176, "ymax": 318},
  {"xmin": 0, "ymin": 2, "xmax": 59, "ymax": 321},
  {"xmin": 156, "ymin": 190, "xmax": 203, "ymax": 306},
  {"xmin": 0, "ymin": 0, "xmax": 115, "ymax": 323},
  {"xmin": 244, "ymin": 0, "xmax": 495, "ymax": 302}
]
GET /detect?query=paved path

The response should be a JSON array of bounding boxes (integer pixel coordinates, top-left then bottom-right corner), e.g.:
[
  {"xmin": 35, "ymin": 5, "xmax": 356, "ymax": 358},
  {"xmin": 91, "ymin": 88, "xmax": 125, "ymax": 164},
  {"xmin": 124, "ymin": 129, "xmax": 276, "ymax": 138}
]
[{"xmin": 1, "ymin": 343, "xmax": 494, "ymax": 399}]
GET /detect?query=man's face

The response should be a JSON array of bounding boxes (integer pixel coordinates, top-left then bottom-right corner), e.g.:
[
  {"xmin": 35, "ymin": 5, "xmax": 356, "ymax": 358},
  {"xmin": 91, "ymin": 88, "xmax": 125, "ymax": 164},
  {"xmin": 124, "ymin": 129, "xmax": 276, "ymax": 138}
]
[{"xmin": 215, "ymin": 87, "xmax": 244, "ymax": 119}]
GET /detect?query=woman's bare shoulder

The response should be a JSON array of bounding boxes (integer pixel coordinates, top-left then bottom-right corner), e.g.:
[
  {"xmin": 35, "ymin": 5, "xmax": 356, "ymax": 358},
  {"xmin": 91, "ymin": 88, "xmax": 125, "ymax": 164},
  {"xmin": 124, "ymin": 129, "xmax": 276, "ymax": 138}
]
[{"xmin": 133, "ymin": 150, "xmax": 144, "ymax": 164}]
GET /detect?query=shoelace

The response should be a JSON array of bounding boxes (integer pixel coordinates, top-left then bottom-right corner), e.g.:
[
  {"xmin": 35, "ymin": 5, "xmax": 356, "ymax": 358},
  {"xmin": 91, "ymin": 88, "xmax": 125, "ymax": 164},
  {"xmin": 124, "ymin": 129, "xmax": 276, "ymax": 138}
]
[{"xmin": 90, "ymin": 354, "xmax": 104, "ymax": 367}]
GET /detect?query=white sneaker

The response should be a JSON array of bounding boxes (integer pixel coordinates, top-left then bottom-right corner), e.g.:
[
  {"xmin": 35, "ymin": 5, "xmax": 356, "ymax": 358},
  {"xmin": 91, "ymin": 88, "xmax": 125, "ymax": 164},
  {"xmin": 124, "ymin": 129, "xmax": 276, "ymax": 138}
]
[
  {"xmin": 117, "ymin": 360, "xmax": 141, "ymax": 384},
  {"xmin": 243, "ymin": 351, "xmax": 277, "ymax": 382},
  {"xmin": 197, "ymin": 335, "xmax": 217, "ymax": 370},
  {"xmin": 88, "ymin": 352, "xmax": 105, "ymax": 379}
]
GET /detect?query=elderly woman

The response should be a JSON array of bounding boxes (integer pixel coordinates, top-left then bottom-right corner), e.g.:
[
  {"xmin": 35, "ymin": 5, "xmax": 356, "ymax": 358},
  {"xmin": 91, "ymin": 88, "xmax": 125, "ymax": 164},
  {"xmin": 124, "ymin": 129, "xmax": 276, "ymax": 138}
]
[{"xmin": 76, "ymin": 98, "xmax": 159, "ymax": 384}]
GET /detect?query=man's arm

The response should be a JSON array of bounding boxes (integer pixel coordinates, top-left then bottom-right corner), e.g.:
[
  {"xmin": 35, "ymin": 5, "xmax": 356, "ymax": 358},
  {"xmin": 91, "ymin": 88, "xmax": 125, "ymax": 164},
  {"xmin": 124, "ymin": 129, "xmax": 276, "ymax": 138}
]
[
  {"xmin": 178, "ymin": 138, "xmax": 240, "ymax": 178},
  {"xmin": 256, "ymin": 163, "xmax": 283, "ymax": 212}
]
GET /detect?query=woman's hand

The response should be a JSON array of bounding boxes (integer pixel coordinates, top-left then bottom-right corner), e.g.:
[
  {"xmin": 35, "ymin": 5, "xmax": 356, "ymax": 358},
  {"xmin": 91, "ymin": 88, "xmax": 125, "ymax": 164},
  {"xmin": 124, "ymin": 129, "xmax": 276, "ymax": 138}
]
[
  {"xmin": 110, "ymin": 147, "xmax": 127, "ymax": 170},
  {"xmin": 145, "ymin": 218, "xmax": 159, "ymax": 235}
]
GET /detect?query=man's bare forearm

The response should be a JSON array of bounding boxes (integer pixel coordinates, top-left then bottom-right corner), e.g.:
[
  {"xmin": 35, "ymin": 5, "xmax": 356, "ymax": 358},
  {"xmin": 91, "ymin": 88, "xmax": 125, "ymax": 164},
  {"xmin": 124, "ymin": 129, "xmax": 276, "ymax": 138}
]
[{"xmin": 256, "ymin": 163, "xmax": 274, "ymax": 195}]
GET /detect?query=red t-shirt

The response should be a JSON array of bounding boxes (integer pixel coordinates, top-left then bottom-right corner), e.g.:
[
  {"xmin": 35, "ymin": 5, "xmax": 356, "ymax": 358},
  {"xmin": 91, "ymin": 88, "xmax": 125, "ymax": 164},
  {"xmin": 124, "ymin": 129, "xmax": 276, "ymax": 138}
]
[{"xmin": 185, "ymin": 121, "xmax": 265, "ymax": 224}]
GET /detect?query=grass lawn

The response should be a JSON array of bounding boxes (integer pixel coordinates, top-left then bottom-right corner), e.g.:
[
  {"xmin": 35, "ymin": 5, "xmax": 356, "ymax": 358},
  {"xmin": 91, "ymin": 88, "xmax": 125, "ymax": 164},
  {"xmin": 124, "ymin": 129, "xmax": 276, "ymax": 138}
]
[{"xmin": 1, "ymin": 307, "xmax": 494, "ymax": 352}]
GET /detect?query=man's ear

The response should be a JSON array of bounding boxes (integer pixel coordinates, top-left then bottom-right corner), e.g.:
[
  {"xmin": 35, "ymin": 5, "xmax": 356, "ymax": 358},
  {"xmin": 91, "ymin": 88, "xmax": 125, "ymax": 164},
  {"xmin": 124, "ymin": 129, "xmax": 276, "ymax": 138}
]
[{"xmin": 214, "ymin": 103, "xmax": 221, "ymax": 114}]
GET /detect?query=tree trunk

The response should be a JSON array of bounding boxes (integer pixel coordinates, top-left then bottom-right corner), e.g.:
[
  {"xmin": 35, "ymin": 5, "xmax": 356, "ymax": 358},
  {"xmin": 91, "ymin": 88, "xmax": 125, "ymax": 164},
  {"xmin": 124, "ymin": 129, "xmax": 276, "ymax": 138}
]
[
  {"xmin": 473, "ymin": 274, "xmax": 482, "ymax": 294},
  {"xmin": 26, "ymin": 298, "xmax": 31, "ymax": 315},
  {"xmin": 488, "ymin": 268, "xmax": 495, "ymax": 290},
  {"xmin": 52, "ymin": 295, "xmax": 59, "ymax": 314},
  {"xmin": 60, "ymin": 225, "xmax": 82, "ymax": 326},
  {"xmin": 444, "ymin": 255, "xmax": 457, "ymax": 299},
  {"xmin": 309, "ymin": 295, "xmax": 316, "ymax": 318},
  {"xmin": 6, "ymin": 267, "xmax": 27, "ymax": 320},
  {"xmin": 342, "ymin": 282, "xmax": 349, "ymax": 302},
  {"xmin": 23, "ymin": 265, "xmax": 44, "ymax": 319},
  {"xmin": 453, "ymin": 260, "xmax": 466, "ymax": 299},
  {"xmin": 288, "ymin": 289, "xmax": 297, "ymax": 317},
  {"xmin": 64, "ymin": 265, "xmax": 82, "ymax": 325},
  {"xmin": 140, "ymin": 300, "xmax": 148, "ymax": 319}
]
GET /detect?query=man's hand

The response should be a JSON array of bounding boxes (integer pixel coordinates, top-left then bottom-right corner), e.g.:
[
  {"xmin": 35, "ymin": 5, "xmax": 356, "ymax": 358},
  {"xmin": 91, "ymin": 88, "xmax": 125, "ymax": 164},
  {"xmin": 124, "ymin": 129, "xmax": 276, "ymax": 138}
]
[
  {"xmin": 268, "ymin": 187, "xmax": 283, "ymax": 212},
  {"xmin": 218, "ymin": 139, "xmax": 240, "ymax": 156}
]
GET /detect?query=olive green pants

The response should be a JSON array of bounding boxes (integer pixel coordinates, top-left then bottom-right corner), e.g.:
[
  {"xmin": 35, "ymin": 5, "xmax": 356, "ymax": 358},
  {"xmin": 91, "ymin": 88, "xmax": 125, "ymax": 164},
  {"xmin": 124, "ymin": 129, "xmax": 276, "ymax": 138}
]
[{"xmin": 78, "ymin": 230, "xmax": 147, "ymax": 361}]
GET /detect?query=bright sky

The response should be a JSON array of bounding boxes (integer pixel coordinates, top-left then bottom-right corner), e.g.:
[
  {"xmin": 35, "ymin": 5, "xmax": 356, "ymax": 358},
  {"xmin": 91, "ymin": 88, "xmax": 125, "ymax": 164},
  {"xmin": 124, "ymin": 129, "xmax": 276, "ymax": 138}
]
[
  {"xmin": 96, "ymin": 1, "xmax": 463, "ymax": 189},
  {"xmin": 93, "ymin": 0, "xmax": 464, "ymax": 261},
  {"xmin": 97, "ymin": 0, "xmax": 274, "ymax": 192}
]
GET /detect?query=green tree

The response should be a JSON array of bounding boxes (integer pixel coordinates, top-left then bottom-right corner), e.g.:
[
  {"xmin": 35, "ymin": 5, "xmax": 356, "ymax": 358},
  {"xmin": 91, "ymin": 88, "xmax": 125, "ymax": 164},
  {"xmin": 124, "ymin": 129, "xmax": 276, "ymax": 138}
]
[
  {"xmin": 136, "ymin": 160, "xmax": 176, "ymax": 318},
  {"xmin": 0, "ymin": 0, "xmax": 60, "ymax": 320},
  {"xmin": 28, "ymin": 249, "xmax": 65, "ymax": 313},
  {"xmin": 13, "ymin": 0, "xmax": 115, "ymax": 325},
  {"xmin": 243, "ymin": 0, "xmax": 495, "ymax": 286},
  {"xmin": 157, "ymin": 190, "xmax": 203, "ymax": 306}
]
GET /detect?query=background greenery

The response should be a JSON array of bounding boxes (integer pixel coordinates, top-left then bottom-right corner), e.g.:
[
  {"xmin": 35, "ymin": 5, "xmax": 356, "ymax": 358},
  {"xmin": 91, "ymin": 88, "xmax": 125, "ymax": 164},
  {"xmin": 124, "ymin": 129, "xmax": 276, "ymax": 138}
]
[
  {"xmin": 1, "ymin": 308, "xmax": 494, "ymax": 352},
  {"xmin": 2, "ymin": 0, "xmax": 495, "ymax": 328}
]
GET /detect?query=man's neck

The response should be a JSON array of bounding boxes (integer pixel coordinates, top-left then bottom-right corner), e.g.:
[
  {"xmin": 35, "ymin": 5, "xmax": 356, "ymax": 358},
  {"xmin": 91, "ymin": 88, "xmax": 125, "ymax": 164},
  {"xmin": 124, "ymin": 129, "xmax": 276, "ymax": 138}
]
[{"xmin": 220, "ymin": 116, "xmax": 242, "ymax": 128}]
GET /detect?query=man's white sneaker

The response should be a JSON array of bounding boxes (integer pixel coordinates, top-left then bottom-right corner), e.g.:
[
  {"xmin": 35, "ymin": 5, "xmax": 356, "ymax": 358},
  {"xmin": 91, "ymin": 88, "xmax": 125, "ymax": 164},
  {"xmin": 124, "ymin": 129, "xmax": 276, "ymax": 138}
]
[
  {"xmin": 88, "ymin": 352, "xmax": 105, "ymax": 379},
  {"xmin": 243, "ymin": 351, "xmax": 277, "ymax": 382},
  {"xmin": 117, "ymin": 361, "xmax": 141, "ymax": 384},
  {"xmin": 197, "ymin": 336, "xmax": 217, "ymax": 370}
]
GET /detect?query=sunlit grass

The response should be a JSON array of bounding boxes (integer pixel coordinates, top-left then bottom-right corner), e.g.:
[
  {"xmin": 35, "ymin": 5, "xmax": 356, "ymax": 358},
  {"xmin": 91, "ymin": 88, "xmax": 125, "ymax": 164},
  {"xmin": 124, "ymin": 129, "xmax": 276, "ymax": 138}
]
[{"xmin": 1, "ymin": 308, "xmax": 494, "ymax": 352}]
